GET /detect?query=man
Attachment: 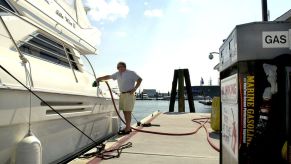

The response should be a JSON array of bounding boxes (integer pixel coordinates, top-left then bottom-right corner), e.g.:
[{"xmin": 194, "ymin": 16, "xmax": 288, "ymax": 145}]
[{"xmin": 94, "ymin": 62, "xmax": 142, "ymax": 134}]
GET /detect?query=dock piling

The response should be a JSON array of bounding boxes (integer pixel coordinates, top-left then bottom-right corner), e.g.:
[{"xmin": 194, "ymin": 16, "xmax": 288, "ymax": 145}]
[
  {"xmin": 169, "ymin": 70, "xmax": 178, "ymax": 112},
  {"xmin": 178, "ymin": 69, "xmax": 185, "ymax": 112},
  {"xmin": 184, "ymin": 69, "xmax": 195, "ymax": 112},
  {"xmin": 169, "ymin": 69, "xmax": 195, "ymax": 112}
]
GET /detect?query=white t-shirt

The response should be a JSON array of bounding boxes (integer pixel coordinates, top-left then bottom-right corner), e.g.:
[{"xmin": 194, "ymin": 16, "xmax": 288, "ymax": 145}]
[{"xmin": 111, "ymin": 70, "xmax": 141, "ymax": 92}]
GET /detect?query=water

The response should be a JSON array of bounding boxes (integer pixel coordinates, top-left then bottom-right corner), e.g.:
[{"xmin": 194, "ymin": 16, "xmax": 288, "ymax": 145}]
[{"xmin": 129, "ymin": 100, "xmax": 212, "ymax": 124}]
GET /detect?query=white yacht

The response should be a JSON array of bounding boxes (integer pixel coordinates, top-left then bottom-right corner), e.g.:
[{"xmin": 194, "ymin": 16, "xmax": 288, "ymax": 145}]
[{"xmin": 0, "ymin": 0, "xmax": 119, "ymax": 163}]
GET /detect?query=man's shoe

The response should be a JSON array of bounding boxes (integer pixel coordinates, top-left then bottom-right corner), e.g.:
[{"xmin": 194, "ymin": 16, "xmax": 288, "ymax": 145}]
[{"xmin": 118, "ymin": 129, "xmax": 132, "ymax": 135}]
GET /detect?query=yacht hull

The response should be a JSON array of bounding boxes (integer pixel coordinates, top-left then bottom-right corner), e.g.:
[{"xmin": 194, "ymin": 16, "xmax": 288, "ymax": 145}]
[
  {"xmin": 0, "ymin": 88, "xmax": 119, "ymax": 164},
  {"xmin": 0, "ymin": 1, "xmax": 120, "ymax": 163}
]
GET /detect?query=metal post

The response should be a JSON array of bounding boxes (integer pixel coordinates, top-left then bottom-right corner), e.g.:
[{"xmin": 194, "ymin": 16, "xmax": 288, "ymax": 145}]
[
  {"xmin": 261, "ymin": 0, "xmax": 268, "ymax": 21},
  {"xmin": 62, "ymin": 43, "xmax": 78, "ymax": 83}
]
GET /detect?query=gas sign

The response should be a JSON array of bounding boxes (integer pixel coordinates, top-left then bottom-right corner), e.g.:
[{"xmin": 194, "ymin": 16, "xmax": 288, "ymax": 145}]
[{"xmin": 262, "ymin": 31, "xmax": 289, "ymax": 48}]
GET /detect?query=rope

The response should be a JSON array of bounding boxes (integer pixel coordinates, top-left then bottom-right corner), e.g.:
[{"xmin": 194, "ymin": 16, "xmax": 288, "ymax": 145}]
[
  {"xmin": 79, "ymin": 142, "xmax": 133, "ymax": 160},
  {"xmin": 27, "ymin": 61, "xmax": 33, "ymax": 134}
]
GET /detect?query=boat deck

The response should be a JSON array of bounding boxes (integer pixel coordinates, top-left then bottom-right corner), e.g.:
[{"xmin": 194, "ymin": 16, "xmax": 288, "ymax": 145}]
[{"xmin": 70, "ymin": 112, "xmax": 220, "ymax": 164}]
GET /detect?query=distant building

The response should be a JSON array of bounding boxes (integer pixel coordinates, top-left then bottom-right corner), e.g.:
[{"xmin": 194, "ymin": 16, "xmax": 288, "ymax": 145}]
[
  {"xmin": 191, "ymin": 86, "xmax": 220, "ymax": 98},
  {"xmin": 142, "ymin": 89, "xmax": 157, "ymax": 98}
]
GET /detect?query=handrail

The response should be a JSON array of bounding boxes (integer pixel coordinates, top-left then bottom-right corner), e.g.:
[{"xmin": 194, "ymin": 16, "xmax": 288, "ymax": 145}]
[
  {"xmin": 27, "ymin": 34, "xmax": 82, "ymax": 66},
  {"xmin": 0, "ymin": 16, "xmax": 27, "ymax": 63},
  {"xmin": 19, "ymin": 40, "xmax": 82, "ymax": 70},
  {"xmin": 0, "ymin": 4, "xmax": 97, "ymax": 53},
  {"xmin": 30, "ymin": 34, "xmax": 64, "ymax": 52},
  {"xmin": 19, "ymin": 41, "xmax": 82, "ymax": 71},
  {"xmin": 62, "ymin": 41, "xmax": 78, "ymax": 82}
]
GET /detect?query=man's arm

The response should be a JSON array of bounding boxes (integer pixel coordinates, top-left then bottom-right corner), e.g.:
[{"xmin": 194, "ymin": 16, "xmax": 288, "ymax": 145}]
[
  {"xmin": 96, "ymin": 75, "xmax": 112, "ymax": 82},
  {"xmin": 130, "ymin": 78, "xmax": 142, "ymax": 94},
  {"xmin": 92, "ymin": 75, "xmax": 112, "ymax": 87}
]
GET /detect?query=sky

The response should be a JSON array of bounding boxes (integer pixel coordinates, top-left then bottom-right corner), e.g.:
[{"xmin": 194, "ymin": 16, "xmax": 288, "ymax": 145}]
[{"xmin": 82, "ymin": 0, "xmax": 291, "ymax": 92}]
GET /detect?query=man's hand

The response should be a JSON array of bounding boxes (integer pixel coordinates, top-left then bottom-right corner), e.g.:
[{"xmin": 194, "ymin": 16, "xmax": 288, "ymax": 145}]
[
  {"xmin": 92, "ymin": 80, "xmax": 99, "ymax": 87},
  {"xmin": 93, "ymin": 76, "xmax": 111, "ymax": 87},
  {"xmin": 130, "ymin": 88, "xmax": 136, "ymax": 95}
]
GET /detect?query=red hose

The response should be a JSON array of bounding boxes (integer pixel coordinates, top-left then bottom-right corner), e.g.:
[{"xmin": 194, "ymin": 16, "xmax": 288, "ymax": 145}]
[
  {"xmin": 192, "ymin": 119, "xmax": 220, "ymax": 152},
  {"xmin": 104, "ymin": 81, "xmax": 220, "ymax": 151}
]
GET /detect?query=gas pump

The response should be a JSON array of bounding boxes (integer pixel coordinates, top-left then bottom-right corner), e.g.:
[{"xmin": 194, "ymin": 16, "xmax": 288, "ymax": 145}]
[{"xmin": 219, "ymin": 21, "xmax": 291, "ymax": 164}]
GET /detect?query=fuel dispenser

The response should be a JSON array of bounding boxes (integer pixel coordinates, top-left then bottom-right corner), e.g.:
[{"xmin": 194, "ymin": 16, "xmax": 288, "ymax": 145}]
[{"xmin": 219, "ymin": 21, "xmax": 291, "ymax": 164}]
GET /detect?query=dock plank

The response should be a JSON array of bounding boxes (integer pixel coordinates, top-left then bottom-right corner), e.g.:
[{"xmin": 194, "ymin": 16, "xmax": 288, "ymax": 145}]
[{"xmin": 70, "ymin": 112, "xmax": 219, "ymax": 164}]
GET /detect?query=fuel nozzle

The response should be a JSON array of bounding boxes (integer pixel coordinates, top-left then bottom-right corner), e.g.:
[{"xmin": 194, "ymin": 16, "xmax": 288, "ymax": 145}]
[
  {"xmin": 141, "ymin": 123, "xmax": 160, "ymax": 127},
  {"xmin": 92, "ymin": 80, "xmax": 99, "ymax": 87}
]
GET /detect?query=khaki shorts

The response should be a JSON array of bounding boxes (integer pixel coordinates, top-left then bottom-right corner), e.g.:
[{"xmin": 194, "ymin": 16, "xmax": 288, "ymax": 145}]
[{"xmin": 119, "ymin": 93, "xmax": 135, "ymax": 111}]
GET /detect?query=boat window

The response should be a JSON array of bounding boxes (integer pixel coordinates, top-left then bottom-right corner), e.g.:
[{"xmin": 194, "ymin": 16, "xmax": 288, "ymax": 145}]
[
  {"xmin": 19, "ymin": 34, "xmax": 79, "ymax": 70},
  {"xmin": 0, "ymin": 1, "xmax": 14, "ymax": 13}
]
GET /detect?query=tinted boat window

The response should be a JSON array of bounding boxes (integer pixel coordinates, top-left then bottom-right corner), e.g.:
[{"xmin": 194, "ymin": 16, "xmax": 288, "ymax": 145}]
[
  {"xmin": 0, "ymin": 1, "xmax": 14, "ymax": 13},
  {"xmin": 19, "ymin": 34, "xmax": 79, "ymax": 70}
]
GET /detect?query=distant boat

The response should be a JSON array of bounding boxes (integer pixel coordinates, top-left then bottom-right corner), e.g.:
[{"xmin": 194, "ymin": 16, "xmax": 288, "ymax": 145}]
[
  {"xmin": 198, "ymin": 96, "xmax": 212, "ymax": 105},
  {"xmin": 198, "ymin": 100, "xmax": 212, "ymax": 105}
]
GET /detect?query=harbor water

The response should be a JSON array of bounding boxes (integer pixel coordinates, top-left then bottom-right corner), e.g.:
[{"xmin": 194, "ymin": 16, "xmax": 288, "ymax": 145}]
[{"xmin": 129, "ymin": 100, "xmax": 212, "ymax": 124}]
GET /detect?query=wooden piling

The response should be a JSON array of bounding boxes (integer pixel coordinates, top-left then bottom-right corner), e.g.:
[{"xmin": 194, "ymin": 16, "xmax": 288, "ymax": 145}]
[
  {"xmin": 184, "ymin": 69, "xmax": 195, "ymax": 112},
  {"xmin": 178, "ymin": 69, "xmax": 185, "ymax": 112},
  {"xmin": 169, "ymin": 70, "xmax": 178, "ymax": 112},
  {"xmin": 169, "ymin": 69, "xmax": 195, "ymax": 112}
]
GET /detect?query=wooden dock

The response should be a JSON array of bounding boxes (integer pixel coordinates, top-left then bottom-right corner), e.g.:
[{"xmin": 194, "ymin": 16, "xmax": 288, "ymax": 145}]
[{"xmin": 70, "ymin": 112, "xmax": 219, "ymax": 164}]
